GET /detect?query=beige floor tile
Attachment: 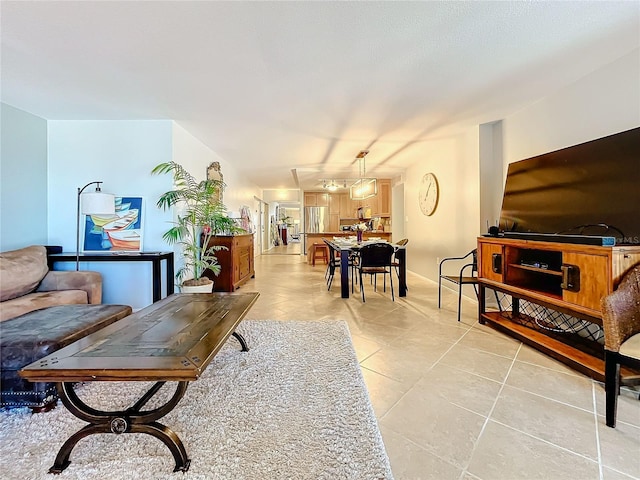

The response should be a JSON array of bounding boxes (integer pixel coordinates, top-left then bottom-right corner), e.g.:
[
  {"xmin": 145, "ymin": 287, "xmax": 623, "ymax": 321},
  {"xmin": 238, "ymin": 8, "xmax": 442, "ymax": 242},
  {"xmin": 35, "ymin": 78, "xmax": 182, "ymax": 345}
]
[
  {"xmin": 593, "ymin": 382, "xmax": 640, "ymax": 429},
  {"xmin": 347, "ymin": 319, "xmax": 408, "ymax": 345},
  {"xmin": 491, "ymin": 385, "xmax": 599, "ymax": 460},
  {"xmin": 439, "ymin": 343, "xmax": 515, "ymax": 383},
  {"xmin": 380, "ymin": 426, "xmax": 462, "ymax": 480},
  {"xmin": 380, "ymin": 388, "xmax": 486, "ymax": 468},
  {"xmin": 515, "ymin": 344, "xmax": 585, "ymax": 376},
  {"xmin": 460, "ymin": 473, "xmax": 482, "ymax": 480},
  {"xmin": 467, "ymin": 420, "xmax": 600, "ymax": 480},
  {"xmin": 457, "ymin": 328, "xmax": 521, "ymax": 358},
  {"xmin": 410, "ymin": 363, "xmax": 502, "ymax": 417},
  {"xmin": 361, "ymin": 367, "xmax": 411, "ymax": 419},
  {"xmin": 244, "ymin": 254, "xmax": 627, "ymax": 479},
  {"xmin": 603, "ymin": 466, "xmax": 640, "ymax": 480},
  {"xmin": 505, "ymin": 360, "xmax": 594, "ymax": 411},
  {"xmin": 360, "ymin": 341, "xmax": 451, "ymax": 386},
  {"xmin": 350, "ymin": 333, "xmax": 384, "ymax": 362},
  {"xmin": 598, "ymin": 420, "xmax": 640, "ymax": 477}
]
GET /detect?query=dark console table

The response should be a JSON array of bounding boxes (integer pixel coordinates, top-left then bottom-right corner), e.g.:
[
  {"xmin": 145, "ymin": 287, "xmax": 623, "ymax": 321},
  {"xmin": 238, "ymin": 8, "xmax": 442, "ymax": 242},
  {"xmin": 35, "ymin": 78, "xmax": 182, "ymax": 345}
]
[{"xmin": 48, "ymin": 252, "xmax": 174, "ymax": 303}]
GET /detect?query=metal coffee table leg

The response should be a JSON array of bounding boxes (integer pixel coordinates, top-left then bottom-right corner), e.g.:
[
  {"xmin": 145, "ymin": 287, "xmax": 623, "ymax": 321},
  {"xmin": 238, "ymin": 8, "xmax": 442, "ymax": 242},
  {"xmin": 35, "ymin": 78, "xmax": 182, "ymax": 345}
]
[
  {"xmin": 232, "ymin": 331, "xmax": 249, "ymax": 351},
  {"xmin": 50, "ymin": 381, "xmax": 190, "ymax": 474}
]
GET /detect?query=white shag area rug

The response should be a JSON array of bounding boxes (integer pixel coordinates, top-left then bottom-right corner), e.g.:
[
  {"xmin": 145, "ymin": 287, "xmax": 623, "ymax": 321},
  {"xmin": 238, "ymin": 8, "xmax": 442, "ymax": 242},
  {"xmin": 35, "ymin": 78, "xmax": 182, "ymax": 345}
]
[{"xmin": 0, "ymin": 320, "xmax": 393, "ymax": 480}]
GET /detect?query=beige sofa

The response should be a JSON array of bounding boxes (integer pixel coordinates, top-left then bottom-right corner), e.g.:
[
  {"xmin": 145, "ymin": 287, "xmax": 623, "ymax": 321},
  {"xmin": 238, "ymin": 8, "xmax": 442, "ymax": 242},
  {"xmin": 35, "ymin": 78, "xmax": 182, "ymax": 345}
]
[{"xmin": 0, "ymin": 245, "xmax": 102, "ymax": 322}]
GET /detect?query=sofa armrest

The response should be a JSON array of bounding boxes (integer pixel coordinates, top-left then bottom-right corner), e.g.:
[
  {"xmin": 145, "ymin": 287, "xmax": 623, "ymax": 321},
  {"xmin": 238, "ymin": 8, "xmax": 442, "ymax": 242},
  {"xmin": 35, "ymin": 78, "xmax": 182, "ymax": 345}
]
[{"xmin": 36, "ymin": 271, "xmax": 102, "ymax": 304}]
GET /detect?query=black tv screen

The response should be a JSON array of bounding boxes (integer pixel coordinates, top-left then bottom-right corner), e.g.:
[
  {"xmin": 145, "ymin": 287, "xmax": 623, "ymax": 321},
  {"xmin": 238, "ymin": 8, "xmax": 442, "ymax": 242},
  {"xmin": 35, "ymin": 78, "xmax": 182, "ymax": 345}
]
[{"xmin": 499, "ymin": 127, "xmax": 640, "ymax": 245}]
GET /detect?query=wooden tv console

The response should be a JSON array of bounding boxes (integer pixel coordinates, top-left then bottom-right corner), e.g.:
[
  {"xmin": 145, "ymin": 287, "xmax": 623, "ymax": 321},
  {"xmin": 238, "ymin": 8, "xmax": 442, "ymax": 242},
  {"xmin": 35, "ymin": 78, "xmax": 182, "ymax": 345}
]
[{"xmin": 477, "ymin": 236, "xmax": 640, "ymax": 381}]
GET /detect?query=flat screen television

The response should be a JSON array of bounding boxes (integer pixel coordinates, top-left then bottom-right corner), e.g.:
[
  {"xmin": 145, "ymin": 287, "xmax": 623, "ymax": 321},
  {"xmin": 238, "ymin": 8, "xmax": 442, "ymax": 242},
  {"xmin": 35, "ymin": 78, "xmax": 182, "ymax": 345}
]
[{"xmin": 499, "ymin": 127, "xmax": 640, "ymax": 245}]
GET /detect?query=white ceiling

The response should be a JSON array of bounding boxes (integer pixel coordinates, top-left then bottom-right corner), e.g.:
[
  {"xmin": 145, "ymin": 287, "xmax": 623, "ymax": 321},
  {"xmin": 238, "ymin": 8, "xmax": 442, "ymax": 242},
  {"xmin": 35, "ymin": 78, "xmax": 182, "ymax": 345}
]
[{"xmin": 2, "ymin": 1, "xmax": 639, "ymax": 191}]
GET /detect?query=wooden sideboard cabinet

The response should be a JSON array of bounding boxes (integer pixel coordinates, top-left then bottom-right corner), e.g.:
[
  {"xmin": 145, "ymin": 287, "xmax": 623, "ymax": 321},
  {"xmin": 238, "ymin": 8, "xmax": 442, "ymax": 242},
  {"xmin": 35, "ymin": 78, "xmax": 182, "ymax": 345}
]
[
  {"xmin": 477, "ymin": 236, "xmax": 640, "ymax": 380},
  {"xmin": 203, "ymin": 234, "xmax": 255, "ymax": 292}
]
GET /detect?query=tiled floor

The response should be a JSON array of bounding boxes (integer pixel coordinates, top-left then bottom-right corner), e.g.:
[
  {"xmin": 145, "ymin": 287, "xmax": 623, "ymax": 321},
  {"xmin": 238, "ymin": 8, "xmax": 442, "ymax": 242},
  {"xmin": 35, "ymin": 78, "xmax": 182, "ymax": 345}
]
[
  {"xmin": 263, "ymin": 240, "xmax": 302, "ymax": 255},
  {"xmin": 243, "ymin": 254, "xmax": 640, "ymax": 480}
]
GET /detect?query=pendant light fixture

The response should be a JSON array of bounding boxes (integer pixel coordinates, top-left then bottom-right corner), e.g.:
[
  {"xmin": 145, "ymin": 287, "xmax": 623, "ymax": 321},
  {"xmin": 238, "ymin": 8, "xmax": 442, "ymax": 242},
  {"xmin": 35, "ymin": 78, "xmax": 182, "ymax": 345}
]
[{"xmin": 350, "ymin": 150, "xmax": 377, "ymax": 200}]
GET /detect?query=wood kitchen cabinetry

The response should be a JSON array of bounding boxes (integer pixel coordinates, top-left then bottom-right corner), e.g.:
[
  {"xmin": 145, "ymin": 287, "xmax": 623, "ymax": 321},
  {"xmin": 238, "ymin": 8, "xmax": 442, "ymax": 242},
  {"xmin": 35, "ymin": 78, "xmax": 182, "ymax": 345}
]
[
  {"xmin": 203, "ymin": 234, "xmax": 255, "ymax": 292},
  {"xmin": 477, "ymin": 236, "xmax": 640, "ymax": 380},
  {"xmin": 374, "ymin": 179, "xmax": 391, "ymax": 216},
  {"xmin": 304, "ymin": 192, "xmax": 329, "ymax": 207},
  {"xmin": 303, "ymin": 179, "xmax": 392, "ymax": 222}
]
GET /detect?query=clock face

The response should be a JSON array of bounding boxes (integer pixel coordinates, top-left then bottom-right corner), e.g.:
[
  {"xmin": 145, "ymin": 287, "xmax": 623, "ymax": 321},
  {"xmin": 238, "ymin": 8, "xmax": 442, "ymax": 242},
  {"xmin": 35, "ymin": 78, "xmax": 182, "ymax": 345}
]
[{"xmin": 419, "ymin": 173, "xmax": 439, "ymax": 216}]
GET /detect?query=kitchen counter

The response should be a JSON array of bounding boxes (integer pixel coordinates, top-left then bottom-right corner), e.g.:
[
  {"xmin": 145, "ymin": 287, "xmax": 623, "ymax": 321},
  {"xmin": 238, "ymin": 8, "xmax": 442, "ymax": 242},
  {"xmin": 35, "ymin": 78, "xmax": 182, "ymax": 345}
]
[{"xmin": 305, "ymin": 232, "xmax": 392, "ymax": 261}]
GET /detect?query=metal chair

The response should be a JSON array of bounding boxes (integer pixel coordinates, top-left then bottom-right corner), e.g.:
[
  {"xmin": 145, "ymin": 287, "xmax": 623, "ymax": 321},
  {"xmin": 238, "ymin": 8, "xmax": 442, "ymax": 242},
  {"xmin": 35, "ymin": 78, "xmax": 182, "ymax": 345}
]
[
  {"xmin": 438, "ymin": 249, "xmax": 479, "ymax": 322},
  {"xmin": 601, "ymin": 265, "xmax": 640, "ymax": 428},
  {"xmin": 356, "ymin": 243, "xmax": 395, "ymax": 302}
]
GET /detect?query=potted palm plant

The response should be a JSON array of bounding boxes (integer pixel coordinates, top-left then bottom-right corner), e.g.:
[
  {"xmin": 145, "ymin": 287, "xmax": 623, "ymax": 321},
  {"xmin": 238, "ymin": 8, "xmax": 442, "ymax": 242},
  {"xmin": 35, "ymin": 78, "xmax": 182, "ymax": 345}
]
[{"xmin": 152, "ymin": 161, "xmax": 241, "ymax": 293}]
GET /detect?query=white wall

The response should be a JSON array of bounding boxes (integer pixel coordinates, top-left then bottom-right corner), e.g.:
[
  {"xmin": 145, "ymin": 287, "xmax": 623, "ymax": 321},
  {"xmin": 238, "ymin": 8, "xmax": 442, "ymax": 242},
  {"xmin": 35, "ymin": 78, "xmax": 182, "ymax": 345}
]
[
  {"xmin": 406, "ymin": 49, "xmax": 639, "ymax": 304},
  {"xmin": 0, "ymin": 104, "xmax": 48, "ymax": 251},
  {"xmin": 479, "ymin": 121, "xmax": 504, "ymax": 233},
  {"xmin": 46, "ymin": 120, "xmax": 261, "ymax": 309},
  {"xmin": 262, "ymin": 189, "xmax": 300, "ymax": 203},
  {"xmin": 172, "ymin": 123, "xmax": 261, "ymax": 215},
  {"xmin": 47, "ymin": 120, "xmax": 174, "ymax": 309},
  {"xmin": 404, "ymin": 128, "xmax": 481, "ymax": 285},
  {"xmin": 503, "ymin": 49, "xmax": 640, "ymax": 166}
]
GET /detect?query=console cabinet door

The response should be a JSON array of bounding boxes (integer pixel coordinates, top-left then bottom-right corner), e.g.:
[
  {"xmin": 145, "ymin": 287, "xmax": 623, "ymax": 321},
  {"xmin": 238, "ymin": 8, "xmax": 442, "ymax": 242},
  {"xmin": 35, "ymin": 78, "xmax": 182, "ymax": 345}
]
[
  {"xmin": 478, "ymin": 242, "xmax": 503, "ymax": 283},
  {"xmin": 562, "ymin": 252, "xmax": 611, "ymax": 312}
]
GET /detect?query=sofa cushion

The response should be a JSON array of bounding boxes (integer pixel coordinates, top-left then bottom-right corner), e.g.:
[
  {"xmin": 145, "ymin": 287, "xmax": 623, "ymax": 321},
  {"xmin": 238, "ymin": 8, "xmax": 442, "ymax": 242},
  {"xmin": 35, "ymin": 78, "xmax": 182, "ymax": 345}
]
[
  {"xmin": 0, "ymin": 290, "xmax": 88, "ymax": 322},
  {"xmin": 0, "ymin": 246, "xmax": 49, "ymax": 302}
]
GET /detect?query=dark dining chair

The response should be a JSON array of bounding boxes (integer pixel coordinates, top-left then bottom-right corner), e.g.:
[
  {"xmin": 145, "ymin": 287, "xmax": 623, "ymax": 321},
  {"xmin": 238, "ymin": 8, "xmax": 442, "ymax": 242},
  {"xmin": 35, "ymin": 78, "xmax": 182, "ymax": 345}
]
[
  {"xmin": 325, "ymin": 242, "xmax": 341, "ymax": 289},
  {"xmin": 601, "ymin": 265, "xmax": 640, "ymax": 428},
  {"xmin": 356, "ymin": 243, "xmax": 395, "ymax": 302},
  {"xmin": 391, "ymin": 238, "xmax": 408, "ymax": 287},
  {"xmin": 326, "ymin": 242, "xmax": 358, "ymax": 291}
]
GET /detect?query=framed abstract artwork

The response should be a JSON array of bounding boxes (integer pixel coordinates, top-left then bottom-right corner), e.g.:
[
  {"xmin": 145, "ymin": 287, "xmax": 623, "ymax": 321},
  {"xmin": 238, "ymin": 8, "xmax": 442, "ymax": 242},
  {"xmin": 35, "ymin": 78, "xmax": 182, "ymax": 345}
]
[{"xmin": 82, "ymin": 196, "xmax": 144, "ymax": 252}]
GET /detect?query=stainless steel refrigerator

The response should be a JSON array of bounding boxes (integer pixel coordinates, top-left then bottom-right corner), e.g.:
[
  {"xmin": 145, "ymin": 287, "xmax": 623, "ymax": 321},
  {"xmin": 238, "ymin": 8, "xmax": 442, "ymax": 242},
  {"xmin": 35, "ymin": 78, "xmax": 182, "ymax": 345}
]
[
  {"xmin": 304, "ymin": 206, "xmax": 330, "ymax": 234},
  {"xmin": 303, "ymin": 206, "xmax": 329, "ymax": 252}
]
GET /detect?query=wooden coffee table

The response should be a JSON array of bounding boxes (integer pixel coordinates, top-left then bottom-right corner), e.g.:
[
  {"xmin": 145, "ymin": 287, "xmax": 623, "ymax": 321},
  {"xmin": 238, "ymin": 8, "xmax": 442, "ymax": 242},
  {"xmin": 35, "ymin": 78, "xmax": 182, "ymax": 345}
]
[{"xmin": 19, "ymin": 292, "xmax": 259, "ymax": 474}]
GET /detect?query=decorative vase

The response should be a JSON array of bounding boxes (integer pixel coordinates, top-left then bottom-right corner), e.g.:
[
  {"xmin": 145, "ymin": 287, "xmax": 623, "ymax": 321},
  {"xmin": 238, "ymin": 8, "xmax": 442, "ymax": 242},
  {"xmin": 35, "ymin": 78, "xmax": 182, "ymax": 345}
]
[{"xmin": 357, "ymin": 230, "xmax": 363, "ymax": 243}]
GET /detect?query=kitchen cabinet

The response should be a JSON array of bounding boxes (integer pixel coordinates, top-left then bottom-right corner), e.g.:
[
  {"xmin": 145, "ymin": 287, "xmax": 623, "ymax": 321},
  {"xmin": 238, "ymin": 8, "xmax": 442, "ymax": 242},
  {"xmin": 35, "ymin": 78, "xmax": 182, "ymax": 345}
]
[
  {"xmin": 303, "ymin": 192, "xmax": 318, "ymax": 206},
  {"xmin": 304, "ymin": 178, "xmax": 391, "ymax": 222},
  {"xmin": 304, "ymin": 192, "xmax": 329, "ymax": 207},
  {"xmin": 375, "ymin": 179, "xmax": 392, "ymax": 216},
  {"xmin": 339, "ymin": 194, "xmax": 352, "ymax": 218},
  {"xmin": 329, "ymin": 214, "xmax": 340, "ymax": 232},
  {"xmin": 329, "ymin": 193, "xmax": 340, "ymax": 214},
  {"xmin": 316, "ymin": 193, "xmax": 329, "ymax": 207}
]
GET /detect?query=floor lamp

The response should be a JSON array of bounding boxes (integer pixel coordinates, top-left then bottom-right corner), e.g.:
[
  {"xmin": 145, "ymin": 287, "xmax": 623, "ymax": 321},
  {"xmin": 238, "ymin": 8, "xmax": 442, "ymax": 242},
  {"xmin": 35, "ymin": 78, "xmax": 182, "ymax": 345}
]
[{"xmin": 77, "ymin": 181, "xmax": 115, "ymax": 270}]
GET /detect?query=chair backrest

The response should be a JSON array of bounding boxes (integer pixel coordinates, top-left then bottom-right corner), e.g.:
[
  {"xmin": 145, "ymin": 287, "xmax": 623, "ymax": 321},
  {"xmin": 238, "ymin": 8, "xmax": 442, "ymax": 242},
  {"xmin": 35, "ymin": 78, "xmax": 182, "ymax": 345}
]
[
  {"xmin": 471, "ymin": 249, "xmax": 478, "ymax": 274},
  {"xmin": 601, "ymin": 265, "xmax": 640, "ymax": 352},
  {"xmin": 359, "ymin": 243, "xmax": 395, "ymax": 268},
  {"xmin": 396, "ymin": 238, "xmax": 409, "ymax": 246}
]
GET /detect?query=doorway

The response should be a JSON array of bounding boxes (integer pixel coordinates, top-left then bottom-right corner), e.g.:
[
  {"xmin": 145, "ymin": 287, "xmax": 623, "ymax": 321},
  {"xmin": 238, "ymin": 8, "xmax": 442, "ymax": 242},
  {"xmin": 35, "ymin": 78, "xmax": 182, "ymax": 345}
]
[
  {"xmin": 254, "ymin": 197, "xmax": 271, "ymax": 256},
  {"xmin": 262, "ymin": 202, "xmax": 302, "ymax": 255}
]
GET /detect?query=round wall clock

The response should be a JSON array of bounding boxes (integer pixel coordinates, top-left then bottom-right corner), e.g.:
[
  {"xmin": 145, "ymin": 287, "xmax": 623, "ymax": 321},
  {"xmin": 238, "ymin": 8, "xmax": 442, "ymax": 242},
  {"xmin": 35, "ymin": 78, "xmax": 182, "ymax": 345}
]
[{"xmin": 419, "ymin": 173, "xmax": 439, "ymax": 216}]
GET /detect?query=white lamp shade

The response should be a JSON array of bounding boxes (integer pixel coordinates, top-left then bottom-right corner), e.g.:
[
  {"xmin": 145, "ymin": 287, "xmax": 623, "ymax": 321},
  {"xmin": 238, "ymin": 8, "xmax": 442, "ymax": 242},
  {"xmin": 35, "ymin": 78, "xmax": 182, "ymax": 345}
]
[{"xmin": 81, "ymin": 192, "xmax": 116, "ymax": 215}]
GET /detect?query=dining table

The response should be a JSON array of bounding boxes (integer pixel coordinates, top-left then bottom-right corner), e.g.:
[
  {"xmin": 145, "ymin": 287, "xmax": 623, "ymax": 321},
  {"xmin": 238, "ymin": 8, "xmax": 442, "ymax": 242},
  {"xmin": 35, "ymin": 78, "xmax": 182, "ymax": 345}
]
[{"xmin": 324, "ymin": 237, "xmax": 406, "ymax": 299}]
